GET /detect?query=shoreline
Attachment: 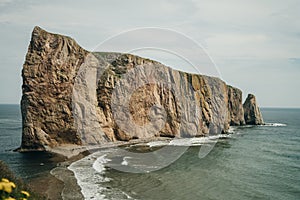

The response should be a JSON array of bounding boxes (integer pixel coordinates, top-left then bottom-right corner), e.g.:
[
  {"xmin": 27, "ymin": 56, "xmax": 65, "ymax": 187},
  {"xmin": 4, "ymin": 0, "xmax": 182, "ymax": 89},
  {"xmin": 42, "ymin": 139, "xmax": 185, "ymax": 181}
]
[
  {"xmin": 25, "ymin": 124, "xmax": 281, "ymax": 199},
  {"xmin": 28, "ymin": 131, "xmax": 262, "ymax": 199},
  {"xmin": 27, "ymin": 137, "xmax": 173, "ymax": 199},
  {"xmin": 46, "ymin": 136, "xmax": 174, "ymax": 159},
  {"xmin": 27, "ymin": 133, "xmax": 244, "ymax": 199}
]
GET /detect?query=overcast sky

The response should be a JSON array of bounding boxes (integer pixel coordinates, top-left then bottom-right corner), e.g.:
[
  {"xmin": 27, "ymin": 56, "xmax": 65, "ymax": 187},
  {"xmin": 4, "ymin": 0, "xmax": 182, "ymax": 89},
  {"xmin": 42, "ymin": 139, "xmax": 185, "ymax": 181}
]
[{"xmin": 0, "ymin": 0, "xmax": 299, "ymax": 107}]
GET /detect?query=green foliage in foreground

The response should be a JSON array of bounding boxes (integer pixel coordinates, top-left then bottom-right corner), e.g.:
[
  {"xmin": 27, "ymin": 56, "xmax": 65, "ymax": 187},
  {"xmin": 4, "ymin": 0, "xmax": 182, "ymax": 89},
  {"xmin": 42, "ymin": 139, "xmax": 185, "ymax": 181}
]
[{"xmin": 0, "ymin": 160, "xmax": 44, "ymax": 200}]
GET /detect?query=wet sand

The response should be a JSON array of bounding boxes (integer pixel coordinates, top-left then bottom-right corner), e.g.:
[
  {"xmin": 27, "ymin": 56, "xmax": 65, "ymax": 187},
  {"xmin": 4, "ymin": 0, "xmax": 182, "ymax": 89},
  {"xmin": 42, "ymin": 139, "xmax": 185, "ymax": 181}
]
[{"xmin": 27, "ymin": 137, "xmax": 172, "ymax": 199}]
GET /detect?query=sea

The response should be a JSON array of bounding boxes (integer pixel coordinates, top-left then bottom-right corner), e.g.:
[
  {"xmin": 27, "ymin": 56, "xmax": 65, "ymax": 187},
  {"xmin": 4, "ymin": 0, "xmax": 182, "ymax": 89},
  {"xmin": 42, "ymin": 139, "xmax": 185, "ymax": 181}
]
[{"xmin": 0, "ymin": 104, "xmax": 299, "ymax": 200}]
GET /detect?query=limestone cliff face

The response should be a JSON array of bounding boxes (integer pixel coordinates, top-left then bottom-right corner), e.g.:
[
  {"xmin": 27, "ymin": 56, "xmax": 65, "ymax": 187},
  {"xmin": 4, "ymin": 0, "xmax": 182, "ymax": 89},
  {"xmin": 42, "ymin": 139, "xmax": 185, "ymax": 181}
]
[
  {"xmin": 243, "ymin": 94, "xmax": 264, "ymax": 125},
  {"xmin": 21, "ymin": 26, "xmax": 87, "ymax": 150},
  {"xmin": 93, "ymin": 54, "xmax": 230, "ymax": 141},
  {"xmin": 227, "ymin": 86, "xmax": 245, "ymax": 126},
  {"xmin": 20, "ymin": 27, "xmax": 264, "ymax": 150}
]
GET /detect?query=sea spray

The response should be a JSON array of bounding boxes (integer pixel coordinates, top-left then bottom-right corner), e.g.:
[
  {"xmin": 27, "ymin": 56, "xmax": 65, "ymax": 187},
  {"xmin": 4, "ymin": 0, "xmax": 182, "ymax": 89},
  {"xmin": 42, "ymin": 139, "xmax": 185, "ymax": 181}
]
[{"xmin": 68, "ymin": 148, "xmax": 135, "ymax": 200}]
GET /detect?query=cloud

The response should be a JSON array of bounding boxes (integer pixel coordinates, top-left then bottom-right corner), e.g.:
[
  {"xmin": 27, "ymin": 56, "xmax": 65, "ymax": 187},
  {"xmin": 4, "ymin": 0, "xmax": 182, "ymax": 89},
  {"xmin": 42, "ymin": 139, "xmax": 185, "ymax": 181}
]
[
  {"xmin": 289, "ymin": 58, "xmax": 300, "ymax": 64},
  {"xmin": 0, "ymin": 0, "xmax": 299, "ymax": 106},
  {"xmin": 0, "ymin": 0, "xmax": 13, "ymax": 6}
]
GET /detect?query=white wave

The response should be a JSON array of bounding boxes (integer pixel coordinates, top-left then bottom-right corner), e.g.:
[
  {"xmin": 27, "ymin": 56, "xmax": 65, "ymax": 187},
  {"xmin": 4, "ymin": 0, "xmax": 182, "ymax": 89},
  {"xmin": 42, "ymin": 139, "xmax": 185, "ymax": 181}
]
[
  {"xmin": 228, "ymin": 126, "xmax": 238, "ymax": 133},
  {"xmin": 169, "ymin": 135, "xmax": 231, "ymax": 147},
  {"xmin": 261, "ymin": 123, "xmax": 287, "ymax": 127},
  {"xmin": 121, "ymin": 156, "xmax": 131, "ymax": 166},
  {"xmin": 93, "ymin": 155, "xmax": 111, "ymax": 175},
  {"xmin": 68, "ymin": 151, "xmax": 112, "ymax": 200},
  {"xmin": 147, "ymin": 140, "xmax": 169, "ymax": 147},
  {"xmin": 169, "ymin": 138, "xmax": 207, "ymax": 146},
  {"xmin": 146, "ymin": 134, "xmax": 232, "ymax": 147},
  {"xmin": 69, "ymin": 149, "xmax": 135, "ymax": 200},
  {"xmin": 68, "ymin": 133, "xmax": 235, "ymax": 199}
]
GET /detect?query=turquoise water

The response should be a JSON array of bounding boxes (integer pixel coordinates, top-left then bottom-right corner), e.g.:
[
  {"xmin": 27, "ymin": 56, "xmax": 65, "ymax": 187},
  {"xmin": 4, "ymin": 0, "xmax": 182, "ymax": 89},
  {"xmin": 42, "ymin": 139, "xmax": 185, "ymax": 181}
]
[{"xmin": 0, "ymin": 105, "xmax": 299, "ymax": 199}]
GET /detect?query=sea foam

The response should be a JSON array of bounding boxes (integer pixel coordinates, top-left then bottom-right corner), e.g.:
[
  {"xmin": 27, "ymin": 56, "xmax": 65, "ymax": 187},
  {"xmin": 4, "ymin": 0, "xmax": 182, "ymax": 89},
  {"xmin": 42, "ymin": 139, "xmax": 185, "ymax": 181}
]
[
  {"xmin": 146, "ymin": 134, "xmax": 232, "ymax": 147},
  {"xmin": 68, "ymin": 150, "xmax": 112, "ymax": 200},
  {"xmin": 262, "ymin": 123, "xmax": 287, "ymax": 127},
  {"xmin": 68, "ymin": 149, "xmax": 135, "ymax": 200},
  {"xmin": 68, "ymin": 122, "xmax": 286, "ymax": 199}
]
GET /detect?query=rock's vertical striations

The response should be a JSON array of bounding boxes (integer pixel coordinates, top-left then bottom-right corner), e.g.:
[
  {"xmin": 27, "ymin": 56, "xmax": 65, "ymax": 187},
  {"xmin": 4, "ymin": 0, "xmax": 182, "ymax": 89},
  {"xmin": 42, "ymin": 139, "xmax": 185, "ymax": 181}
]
[
  {"xmin": 243, "ymin": 94, "xmax": 264, "ymax": 125},
  {"xmin": 21, "ymin": 26, "xmax": 87, "ymax": 150},
  {"xmin": 20, "ymin": 27, "xmax": 264, "ymax": 150},
  {"xmin": 227, "ymin": 86, "xmax": 245, "ymax": 126}
]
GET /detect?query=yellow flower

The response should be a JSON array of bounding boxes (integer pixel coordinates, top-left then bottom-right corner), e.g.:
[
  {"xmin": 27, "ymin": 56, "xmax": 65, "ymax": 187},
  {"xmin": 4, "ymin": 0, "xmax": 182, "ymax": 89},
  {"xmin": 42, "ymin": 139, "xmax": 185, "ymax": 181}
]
[
  {"xmin": 1, "ymin": 178, "xmax": 9, "ymax": 183},
  {"xmin": 10, "ymin": 182, "xmax": 16, "ymax": 189},
  {"xmin": 21, "ymin": 190, "xmax": 30, "ymax": 197},
  {"xmin": 4, "ymin": 197, "xmax": 16, "ymax": 200},
  {"xmin": 0, "ymin": 181, "xmax": 16, "ymax": 193}
]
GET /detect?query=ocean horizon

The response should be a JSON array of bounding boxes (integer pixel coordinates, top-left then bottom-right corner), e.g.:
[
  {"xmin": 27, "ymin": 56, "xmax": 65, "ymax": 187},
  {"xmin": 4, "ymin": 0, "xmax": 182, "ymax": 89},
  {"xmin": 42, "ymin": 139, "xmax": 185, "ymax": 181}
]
[
  {"xmin": 1, "ymin": 1, "xmax": 299, "ymax": 199},
  {"xmin": 0, "ymin": 104, "xmax": 299, "ymax": 199}
]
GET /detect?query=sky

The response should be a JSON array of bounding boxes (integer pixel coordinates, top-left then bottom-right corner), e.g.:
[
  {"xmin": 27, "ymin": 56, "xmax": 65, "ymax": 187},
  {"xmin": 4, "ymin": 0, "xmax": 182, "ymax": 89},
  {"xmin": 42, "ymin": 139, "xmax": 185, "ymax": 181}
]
[{"xmin": 0, "ymin": 0, "xmax": 299, "ymax": 107}]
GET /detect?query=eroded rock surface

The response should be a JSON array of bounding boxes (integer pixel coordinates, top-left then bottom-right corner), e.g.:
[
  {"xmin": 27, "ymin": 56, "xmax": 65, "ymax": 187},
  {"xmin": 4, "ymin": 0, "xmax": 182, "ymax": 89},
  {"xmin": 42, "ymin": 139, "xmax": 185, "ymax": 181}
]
[
  {"xmin": 21, "ymin": 26, "xmax": 87, "ymax": 150},
  {"xmin": 227, "ymin": 86, "xmax": 245, "ymax": 126},
  {"xmin": 20, "ymin": 27, "xmax": 264, "ymax": 150},
  {"xmin": 243, "ymin": 94, "xmax": 264, "ymax": 125}
]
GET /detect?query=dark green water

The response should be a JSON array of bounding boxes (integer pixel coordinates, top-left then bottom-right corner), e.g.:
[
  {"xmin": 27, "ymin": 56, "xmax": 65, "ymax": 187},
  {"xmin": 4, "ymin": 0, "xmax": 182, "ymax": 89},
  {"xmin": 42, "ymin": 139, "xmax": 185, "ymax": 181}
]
[
  {"xmin": 0, "ymin": 104, "xmax": 57, "ymax": 179},
  {"xmin": 1, "ymin": 105, "xmax": 300, "ymax": 199},
  {"xmin": 68, "ymin": 108, "xmax": 300, "ymax": 200}
]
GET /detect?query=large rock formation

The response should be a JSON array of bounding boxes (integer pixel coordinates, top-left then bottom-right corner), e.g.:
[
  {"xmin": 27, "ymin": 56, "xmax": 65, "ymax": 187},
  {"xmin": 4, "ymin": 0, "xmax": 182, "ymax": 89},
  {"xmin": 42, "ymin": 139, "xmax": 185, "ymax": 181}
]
[
  {"xmin": 227, "ymin": 86, "xmax": 245, "ymax": 126},
  {"xmin": 243, "ymin": 94, "xmax": 264, "ymax": 125},
  {"xmin": 21, "ymin": 26, "xmax": 88, "ymax": 150},
  {"xmin": 20, "ymin": 26, "xmax": 264, "ymax": 150}
]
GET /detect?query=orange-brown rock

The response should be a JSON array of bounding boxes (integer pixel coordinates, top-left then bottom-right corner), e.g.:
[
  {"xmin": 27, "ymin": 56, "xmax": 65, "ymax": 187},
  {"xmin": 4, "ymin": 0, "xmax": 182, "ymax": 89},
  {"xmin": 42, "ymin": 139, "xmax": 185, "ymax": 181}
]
[
  {"xmin": 20, "ymin": 26, "xmax": 264, "ymax": 150},
  {"xmin": 243, "ymin": 94, "xmax": 264, "ymax": 125}
]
